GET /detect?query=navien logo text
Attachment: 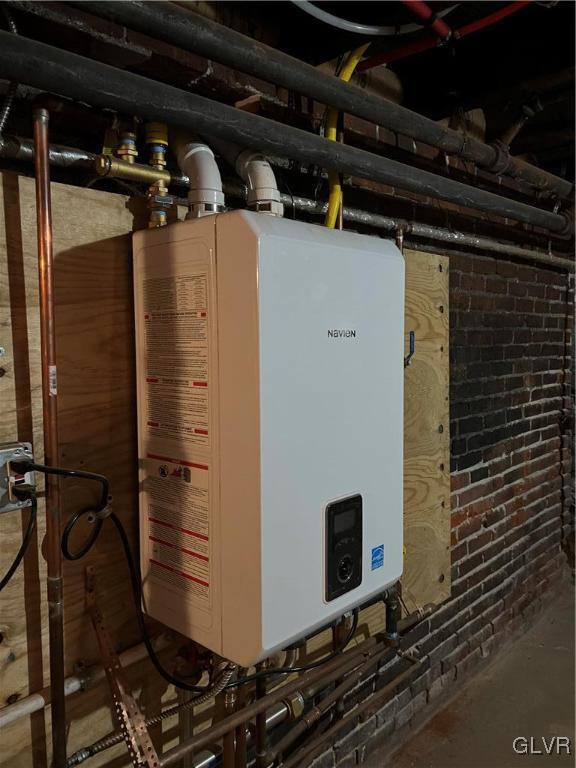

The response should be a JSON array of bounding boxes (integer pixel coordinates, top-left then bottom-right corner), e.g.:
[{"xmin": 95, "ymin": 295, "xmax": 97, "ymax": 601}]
[{"xmin": 327, "ymin": 330, "xmax": 357, "ymax": 338}]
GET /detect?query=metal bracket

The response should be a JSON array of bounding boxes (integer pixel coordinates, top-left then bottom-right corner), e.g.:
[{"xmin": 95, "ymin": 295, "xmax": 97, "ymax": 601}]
[
  {"xmin": 85, "ymin": 567, "xmax": 160, "ymax": 768},
  {"xmin": 0, "ymin": 442, "xmax": 35, "ymax": 514},
  {"xmin": 404, "ymin": 331, "xmax": 415, "ymax": 368}
]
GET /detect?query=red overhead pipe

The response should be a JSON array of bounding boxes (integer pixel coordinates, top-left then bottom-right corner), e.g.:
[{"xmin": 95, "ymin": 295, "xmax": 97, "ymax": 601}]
[
  {"xmin": 358, "ymin": 1, "xmax": 531, "ymax": 71},
  {"xmin": 401, "ymin": 0, "xmax": 452, "ymax": 40},
  {"xmin": 457, "ymin": 0, "xmax": 531, "ymax": 37}
]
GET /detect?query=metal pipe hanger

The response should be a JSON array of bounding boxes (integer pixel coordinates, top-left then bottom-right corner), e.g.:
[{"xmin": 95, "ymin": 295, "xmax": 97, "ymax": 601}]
[{"xmin": 0, "ymin": 32, "xmax": 570, "ymax": 234}]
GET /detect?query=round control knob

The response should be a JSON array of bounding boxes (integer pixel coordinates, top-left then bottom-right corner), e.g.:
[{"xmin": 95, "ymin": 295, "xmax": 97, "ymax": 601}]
[{"xmin": 337, "ymin": 554, "xmax": 354, "ymax": 584}]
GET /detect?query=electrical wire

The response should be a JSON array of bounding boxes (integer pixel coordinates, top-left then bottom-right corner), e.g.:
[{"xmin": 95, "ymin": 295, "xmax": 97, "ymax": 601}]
[
  {"xmin": 0, "ymin": 496, "xmax": 37, "ymax": 592},
  {"xmin": 108, "ymin": 509, "xmax": 235, "ymax": 693},
  {"xmin": 12, "ymin": 460, "xmax": 110, "ymax": 560},
  {"xmin": 226, "ymin": 609, "xmax": 360, "ymax": 688},
  {"xmin": 290, "ymin": 1, "xmax": 459, "ymax": 37},
  {"xmin": 18, "ymin": 459, "xmax": 231, "ymax": 693},
  {"xmin": 25, "ymin": 460, "xmax": 362, "ymax": 694}
]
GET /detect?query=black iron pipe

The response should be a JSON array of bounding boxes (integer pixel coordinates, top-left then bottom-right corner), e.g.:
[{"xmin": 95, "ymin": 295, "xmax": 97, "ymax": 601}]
[
  {"xmin": 70, "ymin": 0, "xmax": 573, "ymax": 200},
  {"xmin": 0, "ymin": 32, "xmax": 569, "ymax": 235},
  {"xmin": 1, "ymin": 134, "xmax": 571, "ymax": 269}
]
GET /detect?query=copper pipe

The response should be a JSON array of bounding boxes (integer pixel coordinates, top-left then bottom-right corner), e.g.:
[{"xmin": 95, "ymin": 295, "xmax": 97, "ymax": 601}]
[
  {"xmin": 33, "ymin": 106, "xmax": 66, "ymax": 767},
  {"xmin": 222, "ymin": 689, "xmax": 237, "ymax": 768},
  {"xmin": 281, "ymin": 659, "xmax": 422, "ymax": 768},
  {"xmin": 234, "ymin": 672, "xmax": 248, "ymax": 768},
  {"xmin": 160, "ymin": 636, "xmax": 379, "ymax": 767},
  {"xmin": 254, "ymin": 663, "xmax": 267, "ymax": 768},
  {"xmin": 267, "ymin": 644, "xmax": 394, "ymax": 764}
]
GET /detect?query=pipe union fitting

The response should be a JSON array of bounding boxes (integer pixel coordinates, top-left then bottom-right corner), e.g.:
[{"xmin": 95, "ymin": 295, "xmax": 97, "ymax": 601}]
[
  {"xmin": 282, "ymin": 691, "xmax": 305, "ymax": 721},
  {"xmin": 488, "ymin": 141, "xmax": 513, "ymax": 176}
]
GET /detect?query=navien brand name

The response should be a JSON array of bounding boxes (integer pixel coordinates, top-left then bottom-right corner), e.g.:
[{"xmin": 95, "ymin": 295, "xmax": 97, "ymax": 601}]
[{"xmin": 328, "ymin": 330, "xmax": 356, "ymax": 338}]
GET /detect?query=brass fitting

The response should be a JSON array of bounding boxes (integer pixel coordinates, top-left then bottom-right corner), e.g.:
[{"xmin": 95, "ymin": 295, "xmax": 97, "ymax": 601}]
[
  {"xmin": 95, "ymin": 155, "xmax": 170, "ymax": 186},
  {"xmin": 145, "ymin": 122, "xmax": 168, "ymax": 169},
  {"xmin": 116, "ymin": 131, "xmax": 138, "ymax": 164},
  {"xmin": 282, "ymin": 691, "xmax": 305, "ymax": 721}
]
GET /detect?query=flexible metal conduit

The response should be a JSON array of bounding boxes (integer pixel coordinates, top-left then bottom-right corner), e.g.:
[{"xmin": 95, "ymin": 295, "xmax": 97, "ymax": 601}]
[
  {"xmin": 0, "ymin": 136, "xmax": 571, "ymax": 270},
  {"xmin": 67, "ymin": 0, "xmax": 572, "ymax": 199},
  {"xmin": 0, "ymin": 32, "xmax": 570, "ymax": 235}
]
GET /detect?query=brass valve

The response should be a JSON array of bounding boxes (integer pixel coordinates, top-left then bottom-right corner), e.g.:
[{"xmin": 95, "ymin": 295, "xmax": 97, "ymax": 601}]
[{"xmin": 116, "ymin": 131, "xmax": 138, "ymax": 164}]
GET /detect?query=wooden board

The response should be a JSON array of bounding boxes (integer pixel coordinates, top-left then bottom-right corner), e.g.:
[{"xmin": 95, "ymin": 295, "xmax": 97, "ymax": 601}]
[
  {"xmin": 402, "ymin": 249, "xmax": 450, "ymax": 610},
  {"xmin": 0, "ymin": 175, "xmax": 449, "ymax": 767}
]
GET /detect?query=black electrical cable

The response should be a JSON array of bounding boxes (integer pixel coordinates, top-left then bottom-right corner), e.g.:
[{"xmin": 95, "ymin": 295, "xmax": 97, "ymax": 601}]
[
  {"xmin": 107, "ymin": 509, "xmax": 222, "ymax": 693},
  {"xmin": 0, "ymin": 495, "xmax": 37, "ymax": 592},
  {"xmin": 24, "ymin": 459, "xmax": 364, "ymax": 693},
  {"xmin": 225, "ymin": 609, "xmax": 360, "ymax": 689},
  {"xmin": 12, "ymin": 460, "xmax": 110, "ymax": 560}
]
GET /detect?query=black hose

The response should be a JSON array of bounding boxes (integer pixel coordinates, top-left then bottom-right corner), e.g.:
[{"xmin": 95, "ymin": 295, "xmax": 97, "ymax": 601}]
[
  {"xmin": 12, "ymin": 460, "xmax": 110, "ymax": 560},
  {"xmin": 108, "ymin": 510, "xmax": 222, "ymax": 693},
  {"xmin": 0, "ymin": 496, "xmax": 37, "ymax": 592},
  {"xmin": 14, "ymin": 460, "xmax": 219, "ymax": 692}
]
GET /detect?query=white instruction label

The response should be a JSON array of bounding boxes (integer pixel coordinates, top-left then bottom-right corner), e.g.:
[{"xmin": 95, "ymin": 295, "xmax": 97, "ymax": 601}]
[{"xmin": 143, "ymin": 273, "xmax": 210, "ymax": 446}]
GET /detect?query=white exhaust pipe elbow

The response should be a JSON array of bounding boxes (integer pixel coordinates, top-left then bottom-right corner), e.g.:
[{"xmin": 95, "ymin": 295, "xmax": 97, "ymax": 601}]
[
  {"xmin": 177, "ymin": 142, "xmax": 225, "ymax": 218},
  {"xmin": 236, "ymin": 149, "xmax": 284, "ymax": 217}
]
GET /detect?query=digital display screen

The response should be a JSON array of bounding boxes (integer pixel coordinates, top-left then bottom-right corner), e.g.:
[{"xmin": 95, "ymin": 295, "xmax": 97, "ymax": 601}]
[{"xmin": 334, "ymin": 508, "xmax": 356, "ymax": 535}]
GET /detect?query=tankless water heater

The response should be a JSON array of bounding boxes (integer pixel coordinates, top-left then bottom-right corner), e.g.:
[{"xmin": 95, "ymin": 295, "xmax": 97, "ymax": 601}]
[{"xmin": 133, "ymin": 210, "xmax": 404, "ymax": 666}]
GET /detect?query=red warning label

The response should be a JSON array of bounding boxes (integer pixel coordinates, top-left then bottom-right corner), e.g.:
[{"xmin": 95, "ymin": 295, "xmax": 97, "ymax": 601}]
[{"xmin": 145, "ymin": 454, "xmax": 211, "ymax": 604}]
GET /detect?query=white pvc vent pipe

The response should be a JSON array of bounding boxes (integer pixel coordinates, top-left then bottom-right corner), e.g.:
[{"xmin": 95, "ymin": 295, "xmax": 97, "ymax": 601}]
[{"xmin": 176, "ymin": 142, "xmax": 225, "ymax": 218}]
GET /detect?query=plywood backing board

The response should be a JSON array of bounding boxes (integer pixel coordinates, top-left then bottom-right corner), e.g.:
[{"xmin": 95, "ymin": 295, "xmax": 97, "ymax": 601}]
[
  {"xmin": 401, "ymin": 249, "xmax": 450, "ymax": 611},
  {"xmin": 0, "ymin": 174, "xmax": 449, "ymax": 767}
]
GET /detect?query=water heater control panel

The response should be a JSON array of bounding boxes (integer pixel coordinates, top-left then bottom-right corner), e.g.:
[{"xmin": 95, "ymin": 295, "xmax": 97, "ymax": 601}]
[{"xmin": 325, "ymin": 494, "xmax": 363, "ymax": 602}]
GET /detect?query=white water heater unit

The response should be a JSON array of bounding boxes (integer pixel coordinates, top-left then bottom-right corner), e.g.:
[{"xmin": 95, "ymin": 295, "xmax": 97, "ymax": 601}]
[{"xmin": 133, "ymin": 210, "xmax": 404, "ymax": 666}]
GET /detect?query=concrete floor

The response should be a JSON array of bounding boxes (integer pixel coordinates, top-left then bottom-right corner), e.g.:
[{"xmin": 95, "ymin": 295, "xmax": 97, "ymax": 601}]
[{"xmin": 386, "ymin": 585, "xmax": 575, "ymax": 768}]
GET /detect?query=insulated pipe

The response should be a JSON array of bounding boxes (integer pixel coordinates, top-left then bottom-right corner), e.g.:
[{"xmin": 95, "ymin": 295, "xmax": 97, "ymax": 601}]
[
  {"xmin": 33, "ymin": 106, "xmax": 67, "ymax": 768},
  {"xmin": 0, "ymin": 6, "xmax": 18, "ymax": 135},
  {"xmin": 0, "ymin": 32, "xmax": 569, "ymax": 235},
  {"xmin": 175, "ymin": 141, "xmax": 225, "ymax": 218},
  {"xmin": 66, "ymin": 1, "xmax": 572, "ymax": 198},
  {"xmin": 0, "ymin": 135, "xmax": 570, "ymax": 269}
]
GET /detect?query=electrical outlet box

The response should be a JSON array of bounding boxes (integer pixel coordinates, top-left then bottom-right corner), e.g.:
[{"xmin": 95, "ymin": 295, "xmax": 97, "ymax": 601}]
[
  {"xmin": 133, "ymin": 210, "xmax": 404, "ymax": 666},
  {"xmin": 0, "ymin": 442, "xmax": 35, "ymax": 514}
]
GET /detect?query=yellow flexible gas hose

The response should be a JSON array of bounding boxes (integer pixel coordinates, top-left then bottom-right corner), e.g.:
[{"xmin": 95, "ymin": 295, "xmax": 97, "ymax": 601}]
[{"xmin": 325, "ymin": 43, "xmax": 370, "ymax": 229}]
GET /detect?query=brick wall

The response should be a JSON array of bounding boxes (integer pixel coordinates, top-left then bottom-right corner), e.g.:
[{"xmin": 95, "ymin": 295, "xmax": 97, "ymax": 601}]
[{"xmin": 309, "ymin": 253, "xmax": 574, "ymax": 768}]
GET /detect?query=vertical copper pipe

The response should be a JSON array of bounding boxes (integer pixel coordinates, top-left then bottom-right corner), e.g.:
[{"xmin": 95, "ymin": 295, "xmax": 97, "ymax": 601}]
[
  {"xmin": 234, "ymin": 670, "xmax": 248, "ymax": 768},
  {"xmin": 254, "ymin": 664, "xmax": 267, "ymax": 768},
  {"xmin": 222, "ymin": 689, "xmax": 237, "ymax": 768},
  {"xmin": 33, "ymin": 107, "xmax": 66, "ymax": 767}
]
